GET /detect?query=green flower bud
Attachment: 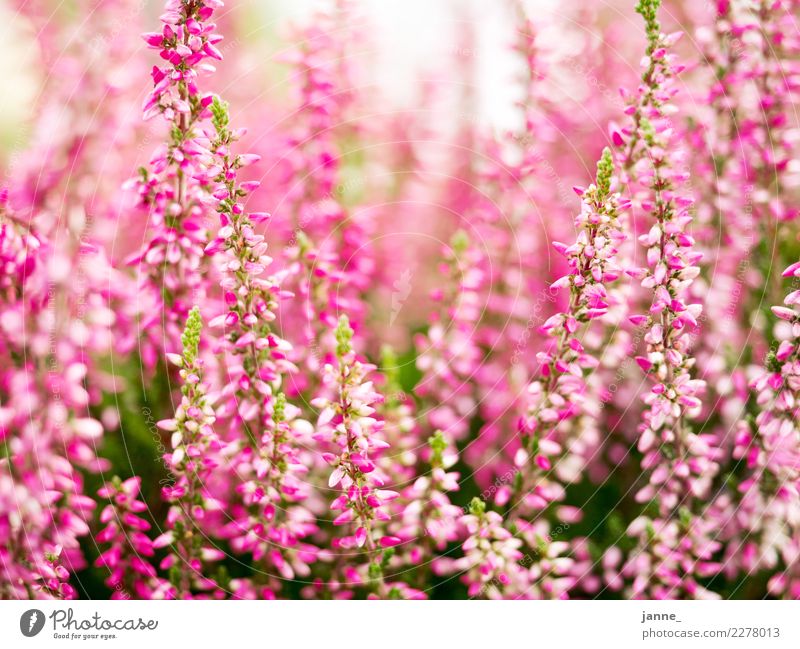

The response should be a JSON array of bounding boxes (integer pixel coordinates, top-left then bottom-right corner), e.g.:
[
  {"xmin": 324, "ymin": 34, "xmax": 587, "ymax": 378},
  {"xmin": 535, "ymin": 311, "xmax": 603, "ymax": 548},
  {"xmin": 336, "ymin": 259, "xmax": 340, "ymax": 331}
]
[
  {"xmin": 181, "ymin": 306, "xmax": 202, "ymax": 364},
  {"xmin": 335, "ymin": 314, "xmax": 354, "ymax": 358}
]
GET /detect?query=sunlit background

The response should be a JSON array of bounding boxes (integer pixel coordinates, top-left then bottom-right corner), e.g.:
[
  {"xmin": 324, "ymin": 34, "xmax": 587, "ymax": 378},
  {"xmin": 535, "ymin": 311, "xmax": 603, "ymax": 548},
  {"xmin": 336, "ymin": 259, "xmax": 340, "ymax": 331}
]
[{"xmin": 0, "ymin": 0, "xmax": 667, "ymax": 165}]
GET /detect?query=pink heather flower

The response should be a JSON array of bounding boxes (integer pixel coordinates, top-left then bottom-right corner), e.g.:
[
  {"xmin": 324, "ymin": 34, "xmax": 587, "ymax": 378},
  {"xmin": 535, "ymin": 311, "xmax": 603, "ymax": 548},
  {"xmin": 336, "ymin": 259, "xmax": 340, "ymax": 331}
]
[
  {"xmin": 622, "ymin": 515, "xmax": 721, "ymax": 600},
  {"xmin": 313, "ymin": 315, "xmax": 403, "ymax": 597},
  {"xmin": 0, "ymin": 196, "xmax": 105, "ymax": 599},
  {"xmin": 159, "ymin": 307, "xmax": 226, "ymax": 597},
  {"xmin": 395, "ymin": 431, "xmax": 462, "ymax": 582},
  {"xmin": 284, "ymin": 232, "xmax": 347, "ymax": 383},
  {"xmin": 614, "ymin": 0, "xmax": 720, "ymax": 599},
  {"xmin": 96, "ymin": 477, "xmax": 173, "ymax": 599},
  {"xmin": 680, "ymin": 1, "xmax": 800, "ymax": 598},
  {"xmin": 741, "ymin": 0, "xmax": 800, "ymax": 227},
  {"xmin": 689, "ymin": 0, "xmax": 763, "ymax": 367},
  {"xmin": 282, "ymin": 224, "xmax": 373, "ymax": 381},
  {"xmin": 278, "ymin": 3, "xmax": 358, "ymax": 233},
  {"xmin": 0, "ymin": 2, "xmax": 138, "ymax": 601},
  {"xmin": 516, "ymin": 149, "xmax": 627, "ymax": 508},
  {"xmin": 11, "ymin": 0, "xmax": 145, "ymax": 251},
  {"xmin": 514, "ymin": 520, "xmax": 576, "ymax": 600},
  {"xmin": 201, "ymin": 98, "xmax": 318, "ymax": 593},
  {"xmin": 414, "ymin": 231, "xmax": 484, "ymax": 441},
  {"xmin": 274, "ymin": 4, "xmax": 375, "ymax": 370},
  {"xmin": 129, "ymin": 0, "xmax": 226, "ymax": 362},
  {"xmin": 438, "ymin": 497, "xmax": 575, "ymax": 601},
  {"xmin": 205, "ymin": 95, "xmax": 298, "ymax": 435},
  {"xmin": 685, "ymin": 2, "xmax": 800, "ymax": 464},
  {"xmin": 222, "ymin": 392, "xmax": 319, "ymax": 593},
  {"xmin": 452, "ymin": 498, "xmax": 526, "ymax": 599},
  {"xmin": 457, "ymin": 8, "xmax": 613, "ymax": 488},
  {"xmin": 629, "ymin": 1, "xmax": 715, "ymax": 511},
  {"xmin": 732, "ymin": 261, "xmax": 800, "ymax": 597},
  {"xmin": 32, "ymin": 546, "xmax": 77, "ymax": 600}
]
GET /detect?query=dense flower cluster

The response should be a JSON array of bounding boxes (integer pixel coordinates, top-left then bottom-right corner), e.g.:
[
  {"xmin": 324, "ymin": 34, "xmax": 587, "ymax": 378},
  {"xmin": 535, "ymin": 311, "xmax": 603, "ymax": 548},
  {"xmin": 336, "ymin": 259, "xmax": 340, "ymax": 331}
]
[
  {"xmin": 96, "ymin": 477, "xmax": 172, "ymax": 599},
  {"xmin": 2, "ymin": 0, "xmax": 800, "ymax": 601},
  {"xmin": 130, "ymin": 0, "xmax": 225, "ymax": 361}
]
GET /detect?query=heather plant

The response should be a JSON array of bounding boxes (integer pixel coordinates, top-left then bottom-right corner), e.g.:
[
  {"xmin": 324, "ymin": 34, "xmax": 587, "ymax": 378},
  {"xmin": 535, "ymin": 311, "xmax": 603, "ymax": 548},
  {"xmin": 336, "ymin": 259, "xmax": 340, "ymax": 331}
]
[{"xmin": 1, "ymin": 0, "xmax": 799, "ymax": 602}]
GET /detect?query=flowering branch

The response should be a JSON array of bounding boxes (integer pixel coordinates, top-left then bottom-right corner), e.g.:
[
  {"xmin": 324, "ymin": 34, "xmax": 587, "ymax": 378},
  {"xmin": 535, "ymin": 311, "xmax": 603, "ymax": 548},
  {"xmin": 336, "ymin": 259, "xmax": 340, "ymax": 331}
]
[
  {"xmin": 131, "ymin": 0, "xmax": 225, "ymax": 358},
  {"xmin": 158, "ymin": 307, "xmax": 224, "ymax": 597},
  {"xmin": 315, "ymin": 316, "xmax": 402, "ymax": 597}
]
